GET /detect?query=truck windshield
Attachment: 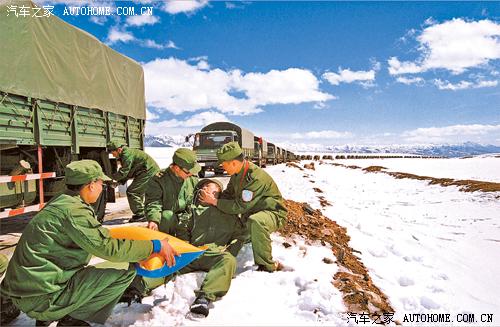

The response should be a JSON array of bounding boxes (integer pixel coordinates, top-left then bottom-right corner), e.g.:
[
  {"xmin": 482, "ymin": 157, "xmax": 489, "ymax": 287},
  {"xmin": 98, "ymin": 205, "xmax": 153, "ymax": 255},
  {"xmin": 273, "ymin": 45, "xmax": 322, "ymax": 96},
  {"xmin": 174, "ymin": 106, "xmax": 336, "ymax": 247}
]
[{"xmin": 194, "ymin": 133, "xmax": 233, "ymax": 149}]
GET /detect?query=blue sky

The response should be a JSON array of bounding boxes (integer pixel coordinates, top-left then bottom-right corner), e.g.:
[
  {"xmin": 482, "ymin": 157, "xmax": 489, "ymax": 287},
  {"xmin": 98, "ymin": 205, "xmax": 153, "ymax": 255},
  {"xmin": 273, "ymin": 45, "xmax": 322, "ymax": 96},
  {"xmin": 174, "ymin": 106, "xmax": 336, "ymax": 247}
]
[{"xmin": 50, "ymin": 1, "xmax": 500, "ymax": 147}]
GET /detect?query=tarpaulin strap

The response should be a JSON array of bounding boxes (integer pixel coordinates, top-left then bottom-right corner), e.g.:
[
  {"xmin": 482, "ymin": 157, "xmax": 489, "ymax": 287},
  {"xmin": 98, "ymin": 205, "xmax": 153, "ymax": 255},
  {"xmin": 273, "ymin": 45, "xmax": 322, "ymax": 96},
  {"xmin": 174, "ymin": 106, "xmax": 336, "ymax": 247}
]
[
  {"xmin": 53, "ymin": 102, "xmax": 71, "ymax": 130},
  {"xmin": 3, "ymin": 93, "xmax": 31, "ymax": 127}
]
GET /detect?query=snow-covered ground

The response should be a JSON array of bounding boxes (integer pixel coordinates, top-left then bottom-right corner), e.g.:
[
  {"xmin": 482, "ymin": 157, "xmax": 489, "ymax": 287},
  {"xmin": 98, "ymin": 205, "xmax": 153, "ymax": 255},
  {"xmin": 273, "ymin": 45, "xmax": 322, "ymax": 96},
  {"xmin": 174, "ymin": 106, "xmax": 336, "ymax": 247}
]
[
  {"xmin": 8, "ymin": 148, "xmax": 500, "ymax": 326},
  {"xmin": 339, "ymin": 156, "xmax": 500, "ymax": 183},
  {"xmin": 269, "ymin": 159, "xmax": 499, "ymax": 325},
  {"xmin": 145, "ymin": 147, "xmax": 177, "ymax": 169}
]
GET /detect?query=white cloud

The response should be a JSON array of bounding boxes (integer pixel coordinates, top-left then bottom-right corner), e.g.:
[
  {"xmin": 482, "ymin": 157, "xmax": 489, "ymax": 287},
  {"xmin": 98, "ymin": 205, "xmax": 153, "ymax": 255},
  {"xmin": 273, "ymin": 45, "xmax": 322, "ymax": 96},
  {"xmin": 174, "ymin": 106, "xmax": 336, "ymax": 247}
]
[
  {"xmin": 388, "ymin": 57, "xmax": 425, "ymax": 75},
  {"xmin": 145, "ymin": 111, "xmax": 229, "ymax": 135},
  {"xmin": 196, "ymin": 60, "xmax": 210, "ymax": 70},
  {"xmin": 389, "ymin": 18, "xmax": 500, "ymax": 75},
  {"xmin": 146, "ymin": 109, "xmax": 159, "ymax": 121},
  {"xmin": 290, "ymin": 130, "xmax": 353, "ymax": 140},
  {"xmin": 233, "ymin": 68, "xmax": 334, "ymax": 105},
  {"xmin": 89, "ymin": 16, "xmax": 107, "ymax": 25},
  {"xmin": 396, "ymin": 76, "xmax": 424, "ymax": 85},
  {"xmin": 402, "ymin": 124, "xmax": 500, "ymax": 143},
  {"xmin": 162, "ymin": 0, "xmax": 209, "ymax": 14},
  {"xmin": 166, "ymin": 40, "xmax": 180, "ymax": 49},
  {"xmin": 142, "ymin": 39, "xmax": 164, "ymax": 49},
  {"xmin": 143, "ymin": 57, "xmax": 334, "ymax": 116},
  {"xmin": 126, "ymin": 14, "xmax": 159, "ymax": 27},
  {"xmin": 107, "ymin": 27, "xmax": 135, "ymax": 44},
  {"xmin": 433, "ymin": 79, "xmax": 498, "ymax": 90},
  {"xmin": 141, "ymin": 39, "xmax": 179, "ymax": 50},
  {"xmin": 323, "ymin": 68, "xmax": 376, "ymax": 86},
  {"xmin": 106, "ymin": 26, "xmax": 178, "ymax": 50}
]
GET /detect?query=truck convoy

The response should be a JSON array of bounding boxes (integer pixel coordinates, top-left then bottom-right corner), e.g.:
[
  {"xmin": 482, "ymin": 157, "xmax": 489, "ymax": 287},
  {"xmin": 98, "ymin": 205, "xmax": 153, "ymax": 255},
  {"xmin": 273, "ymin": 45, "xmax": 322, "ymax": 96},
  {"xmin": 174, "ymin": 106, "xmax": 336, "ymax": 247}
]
[
  {"xmin": 0, "ymin": 1, "xmax": 146, "ymax": 220},
  {"xmin": 192, "ymin": 122, "xmax": 295, "ymax": 177}
]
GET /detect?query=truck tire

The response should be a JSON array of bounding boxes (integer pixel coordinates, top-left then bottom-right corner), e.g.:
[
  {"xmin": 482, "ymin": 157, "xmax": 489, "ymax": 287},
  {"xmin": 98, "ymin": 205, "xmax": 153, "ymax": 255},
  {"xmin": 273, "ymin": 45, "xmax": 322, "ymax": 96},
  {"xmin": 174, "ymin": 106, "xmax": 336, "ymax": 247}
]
[{"xmin": 198, "ymin": 168, "xmax": 206, "ymax": 178}]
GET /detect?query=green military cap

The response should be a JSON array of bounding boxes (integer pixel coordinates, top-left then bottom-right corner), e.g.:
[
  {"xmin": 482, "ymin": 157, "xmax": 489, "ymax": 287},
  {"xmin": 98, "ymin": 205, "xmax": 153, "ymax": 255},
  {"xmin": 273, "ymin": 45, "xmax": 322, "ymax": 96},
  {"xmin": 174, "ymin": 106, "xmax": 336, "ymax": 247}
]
[
  {"xmin": 107, "ymin": 140, "xmax": 126, "ymax": 151},
  {"xmin": 65, "ymin": 160, "xmax": 111, "ymax": 185},
  {"xmin": 197, "ymin": 178, "xmax": 223, "ymax": 192},
  {"xmin": 172, "ymin": 148, "xmax": 201, "ymax": 174},
  {"xmin": 217, "ymin": 141, "xmax": 242, "ymax": 164}
]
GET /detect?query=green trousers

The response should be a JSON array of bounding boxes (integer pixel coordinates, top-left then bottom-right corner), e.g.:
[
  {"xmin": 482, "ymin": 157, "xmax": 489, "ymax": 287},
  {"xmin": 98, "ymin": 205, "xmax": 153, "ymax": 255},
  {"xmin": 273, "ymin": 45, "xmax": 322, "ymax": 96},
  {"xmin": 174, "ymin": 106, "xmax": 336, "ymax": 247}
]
[
  {"xmin": 127, "ymin": 170, "xmax": 157, "ymax": 216},
  {"xmin": 0, "ymin": 254, "xmax": 8, "ymax": 277},
  {"xmin": 180, "ymin": 249, "xmax": 236, "ymax": 301},
  {"xmin": 128, "ymin": 249, "xmax": 237, "ymax": 302},
  {"xmin": 247, "ymin": 210, "xmax": 281, "ymax": 271},
  {"xmin": 11, "ymin": 265, "xmax": 136, "ymax": 324}
]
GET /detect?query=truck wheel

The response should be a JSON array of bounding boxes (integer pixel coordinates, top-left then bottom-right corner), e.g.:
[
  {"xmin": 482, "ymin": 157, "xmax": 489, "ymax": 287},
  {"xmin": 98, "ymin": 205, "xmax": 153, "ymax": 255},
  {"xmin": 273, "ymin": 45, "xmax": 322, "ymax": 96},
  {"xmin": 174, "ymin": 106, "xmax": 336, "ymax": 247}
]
[{"xmin": 198, "ymin": 169, "xmax": 206, "ymax": 178}]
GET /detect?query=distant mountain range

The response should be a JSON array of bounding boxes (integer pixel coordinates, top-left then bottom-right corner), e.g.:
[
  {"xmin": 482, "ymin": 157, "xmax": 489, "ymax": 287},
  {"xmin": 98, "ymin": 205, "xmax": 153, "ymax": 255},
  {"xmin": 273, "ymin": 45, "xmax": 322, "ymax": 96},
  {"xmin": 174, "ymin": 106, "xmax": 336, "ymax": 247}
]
[
  {"xmin": 144, "ymin": 135, "xmax": 500, "ymax": 158},
  {"xmin": 144, "ymin": 135, "xmax": 192, "ymax": 148},
  {"xmin": 323, "ymin": 142, "xmax": 500, "ymax": 158}
]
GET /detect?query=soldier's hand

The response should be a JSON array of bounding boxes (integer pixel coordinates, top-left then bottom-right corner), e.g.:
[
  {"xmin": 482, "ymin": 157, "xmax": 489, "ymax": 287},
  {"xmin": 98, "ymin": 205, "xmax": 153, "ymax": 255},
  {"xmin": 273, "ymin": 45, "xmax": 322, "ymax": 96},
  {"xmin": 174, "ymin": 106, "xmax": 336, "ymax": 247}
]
[
  {"xmin": 159, "ymin": 238, "xmax": 179, "ymax": 267},
  {"xmin": 147, "ymin": 221, "xmax": 159, "ymax": 231},
  {"xmin": 199, "ymin": 189, "xmax": 217, "ymax": 206}
]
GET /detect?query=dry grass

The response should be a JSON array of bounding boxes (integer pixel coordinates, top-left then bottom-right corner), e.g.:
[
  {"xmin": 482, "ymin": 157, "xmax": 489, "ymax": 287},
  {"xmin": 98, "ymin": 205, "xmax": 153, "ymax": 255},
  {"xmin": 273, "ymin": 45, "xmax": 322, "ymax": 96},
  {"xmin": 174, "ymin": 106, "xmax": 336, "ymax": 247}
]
[
  {"xmin": 362, "ymin": 166, "xmax": 387, "ymax": 172},
  {"xmin": 281, "ymin": 200, "xmax": 395, "ymax": 317},
  {"xmin": 303, "ymin": 162, "xmax": 316, "ymax": 170}
]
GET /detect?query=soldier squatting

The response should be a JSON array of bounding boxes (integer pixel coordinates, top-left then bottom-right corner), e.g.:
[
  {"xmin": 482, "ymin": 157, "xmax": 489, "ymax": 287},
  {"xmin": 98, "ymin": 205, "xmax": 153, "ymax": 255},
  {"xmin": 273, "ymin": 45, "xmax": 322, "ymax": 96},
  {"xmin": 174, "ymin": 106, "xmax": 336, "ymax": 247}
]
[{"xmin": 0, "ymin": 142, "xmax": 287, "ymax": 325}]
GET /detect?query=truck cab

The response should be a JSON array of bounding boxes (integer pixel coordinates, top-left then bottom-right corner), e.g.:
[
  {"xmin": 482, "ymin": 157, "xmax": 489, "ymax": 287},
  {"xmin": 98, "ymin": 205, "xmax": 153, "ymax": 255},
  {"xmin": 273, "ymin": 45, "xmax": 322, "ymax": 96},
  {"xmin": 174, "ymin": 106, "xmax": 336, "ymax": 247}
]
[{"xmin": 193, "ymin": 130, "xmax": 237, "ymax": 176}]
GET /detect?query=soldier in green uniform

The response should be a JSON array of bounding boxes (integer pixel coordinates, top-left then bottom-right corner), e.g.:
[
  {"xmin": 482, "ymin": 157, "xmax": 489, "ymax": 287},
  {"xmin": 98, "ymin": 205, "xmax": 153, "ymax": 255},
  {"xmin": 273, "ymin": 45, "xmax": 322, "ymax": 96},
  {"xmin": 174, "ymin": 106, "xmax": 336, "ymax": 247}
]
[
  {"xmin": 0, "ymin": 160, "xmax": 178, "ymax": 326},
  {"xmin": 145, "ymin": 148, "xmax": 200, "ymax": 232},
  {"xmin": 200, "ymin": 142, "xmax": 287, "ymax": 272},
  {"xmin": 107, "ymin": 141, "xmax": 160, "ymax": 222},
  {"xmin": 0, "ymin": 254, "xmax": 21, "ymax": 325},
  {"xmin": 177, "ymin": 178, "xmax": 246, "ymax": 316}
]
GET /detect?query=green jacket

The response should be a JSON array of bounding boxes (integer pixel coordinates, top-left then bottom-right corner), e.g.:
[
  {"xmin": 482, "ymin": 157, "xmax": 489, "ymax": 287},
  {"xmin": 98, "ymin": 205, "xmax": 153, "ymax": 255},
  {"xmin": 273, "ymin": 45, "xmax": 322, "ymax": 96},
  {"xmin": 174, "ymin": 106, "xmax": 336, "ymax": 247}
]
[
  {"xmin": 113, "ymin": 146, "xmax": 160, "ymax": 183},
  {"xmin": 217, "ymin": 161, "xmax": 287, "ymax": 223},
  {"xmin": 145, "ymin": 168, "xmax": 198, "ymax": 225},
  {"xmin": 1, "ymin": 190, "xmax": 152, "ymax": 299},
  {"xmin": 175, "ymin": 198, "xmax": 246, "ymax": 257}
]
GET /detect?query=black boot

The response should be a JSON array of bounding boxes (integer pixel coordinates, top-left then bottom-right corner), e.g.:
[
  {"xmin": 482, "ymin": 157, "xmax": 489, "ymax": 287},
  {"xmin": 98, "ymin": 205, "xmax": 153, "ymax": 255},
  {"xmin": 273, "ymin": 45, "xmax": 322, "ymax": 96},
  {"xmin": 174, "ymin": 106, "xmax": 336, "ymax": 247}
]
[
  {"xmin": 128, "ymin": 214, "xmax": 146, "ymax": 223},
  {"xmin": 118, "ymin": 277, "xmax": 144, "ymax": 306},
  {"xmin": 35, "ymin": 320, "xmax": 53, "ymax": 326},
  {"xmin": 56, "ymin": 315, "xmax": 90, "ymax": 326},
  {"xmin": 190, "ymin": 295, "xmax": 210, "ymax": 317},
  {"xmin": 0, "ymin": 297, "xmax": 21, "ymax": 324}
]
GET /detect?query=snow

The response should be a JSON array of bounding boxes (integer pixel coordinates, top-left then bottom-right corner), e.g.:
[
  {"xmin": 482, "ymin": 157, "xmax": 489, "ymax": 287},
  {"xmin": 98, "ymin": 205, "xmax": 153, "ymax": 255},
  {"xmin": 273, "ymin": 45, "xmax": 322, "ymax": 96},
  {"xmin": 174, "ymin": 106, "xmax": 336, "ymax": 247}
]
[
  {"xmin": 7, "ymin": 148, "xmax": 500, "ymax": 326},
  {"xmin": 145, "ymin": 147, "xmax": 177, "ymax": 169},
  {"xmin": 267, "ymin": 160, "xmax": 499, "ymax": 325},
  {"xmin": 339, "ymin": 157, "xmax": 500, "ymax": 182},
  {"xmin": 109, "ymin": 236, "xmax": 345, "ymax": 327}
]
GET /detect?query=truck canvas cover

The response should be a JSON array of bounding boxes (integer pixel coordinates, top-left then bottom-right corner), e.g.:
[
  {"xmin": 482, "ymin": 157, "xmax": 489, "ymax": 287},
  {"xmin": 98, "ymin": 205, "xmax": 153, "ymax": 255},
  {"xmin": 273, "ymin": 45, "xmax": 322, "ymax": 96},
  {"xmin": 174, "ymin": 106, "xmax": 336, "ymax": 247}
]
[{"xmin": 0, "ymin": 0, "xmax": 145, "ymax": 119}]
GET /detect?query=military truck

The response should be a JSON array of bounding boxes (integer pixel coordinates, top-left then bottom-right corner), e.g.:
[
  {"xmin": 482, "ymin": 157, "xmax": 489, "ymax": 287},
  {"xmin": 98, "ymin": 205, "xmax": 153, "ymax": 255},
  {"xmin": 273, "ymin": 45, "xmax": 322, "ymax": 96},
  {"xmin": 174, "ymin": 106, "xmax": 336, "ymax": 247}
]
[
  {"xmin": 0, "ymin": 1, "xmax": 146, "ymax": 220},
  {"xmin": 267, "ymin": 142, "xmax": 277, "ymax": 165},
  {"xmin": 252, "ymin": 136, "xmax": 268, "ymax": 167},
  {"xmin": 193, "ymin": 122, "xmax": 255, "ymax": 176},
  {"xmin": 275, "ymin": 146, "xmax": 282, "ymax": 163}
]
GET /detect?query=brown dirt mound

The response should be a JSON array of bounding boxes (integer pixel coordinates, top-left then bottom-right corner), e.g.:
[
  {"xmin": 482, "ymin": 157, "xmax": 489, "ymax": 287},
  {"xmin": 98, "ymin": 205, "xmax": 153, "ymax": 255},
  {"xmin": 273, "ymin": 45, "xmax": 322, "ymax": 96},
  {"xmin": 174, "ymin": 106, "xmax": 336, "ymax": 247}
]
[
  {"xmin": 318, "ymin": 196, "xmax": 332, "ymax": 207},
  {"xmin": 363, "ymin": 166, "xmax": 387, "ymax": 172},
  {"xmin": 281, "ymin": 200, "xmax": 394, "ymax": 317},
  {"xmin": 346, "ymin": 165, "xmax": 361, "ymax": 170},
  {"xmin": 313, "ymin": 187, "xmax": 323, "ymax": 193},
  {"xmin": 304, "ymin": 162, "xmax": 315, "ymax": 170},
  {"xmin": 286, "ymin": 162, "xmax": 303, "ymax": 170},
  {"xmin": 387, "ymin": 172, "xmax": 500, "ymax": 193}
]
